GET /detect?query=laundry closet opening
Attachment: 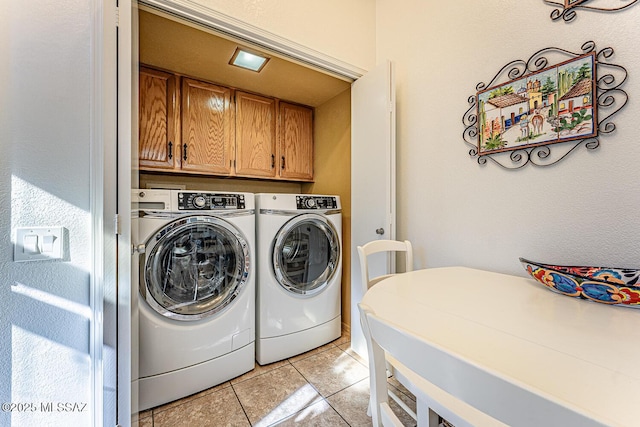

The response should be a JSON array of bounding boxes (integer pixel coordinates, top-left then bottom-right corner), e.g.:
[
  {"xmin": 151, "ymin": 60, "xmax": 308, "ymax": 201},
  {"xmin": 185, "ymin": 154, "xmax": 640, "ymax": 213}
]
[{"xmin": 136, "ymin": 5, "xmax": 354, "ymax": 334}]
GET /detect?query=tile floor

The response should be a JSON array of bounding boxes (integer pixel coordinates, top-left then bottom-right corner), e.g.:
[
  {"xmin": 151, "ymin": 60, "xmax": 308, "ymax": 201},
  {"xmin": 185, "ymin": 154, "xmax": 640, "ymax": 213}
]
[{"xmin": 137, "ymin": 331, "xmax": 418, "ymax": 426}]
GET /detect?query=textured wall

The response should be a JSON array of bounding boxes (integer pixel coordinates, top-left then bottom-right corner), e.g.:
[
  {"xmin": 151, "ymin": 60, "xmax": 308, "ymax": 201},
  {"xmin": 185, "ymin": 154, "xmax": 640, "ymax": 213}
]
[
  {"xmin": 182, "ymin": 0, "xmax": 376, "ymax": 71},
  {"xmin": 0, "ymin": 1, "xmax": 92, "ymax": 426},
  {"xmin": 376, "ymin": 1, "xmax": 640, "ymax": 275}
]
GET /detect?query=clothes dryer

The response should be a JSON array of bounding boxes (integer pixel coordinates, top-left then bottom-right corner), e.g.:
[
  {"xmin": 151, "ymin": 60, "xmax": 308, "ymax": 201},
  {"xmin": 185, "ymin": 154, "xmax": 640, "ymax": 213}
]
[
  {"xmin": 255, "ymin": 193, "xmax": 342, "ymax": 365},
  {"xmin": 134, "ymin": 189, "xmax": 255, "ymax": 410}
]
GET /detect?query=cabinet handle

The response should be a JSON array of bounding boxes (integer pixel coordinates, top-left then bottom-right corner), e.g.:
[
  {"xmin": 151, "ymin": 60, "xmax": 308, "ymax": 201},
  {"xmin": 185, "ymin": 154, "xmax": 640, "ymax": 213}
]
[
  {"xmin": 168, "ymin": 141, "xmax": 173, "ymax": 160},
  {"xmin": 281, "ymin": 156, "xmax": 285, "ymax": 170},
  {"xmin": 271, "ymin": 154, "xmax": 275, "ymax": 169},
  {"xmin": 183, "ymin": 143, "xmax": 188, "ymax": 161}
]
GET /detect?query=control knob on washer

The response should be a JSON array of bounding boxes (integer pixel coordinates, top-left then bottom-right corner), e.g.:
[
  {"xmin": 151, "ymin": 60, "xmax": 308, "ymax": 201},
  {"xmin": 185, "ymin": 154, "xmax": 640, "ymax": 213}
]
[
  {"xmin": 193, "ymin": 195, "xmax": 207, "ymax": 208},
  {"xmin": 305, "ymin": 198, "xmax": 316, "ymax": 208}
]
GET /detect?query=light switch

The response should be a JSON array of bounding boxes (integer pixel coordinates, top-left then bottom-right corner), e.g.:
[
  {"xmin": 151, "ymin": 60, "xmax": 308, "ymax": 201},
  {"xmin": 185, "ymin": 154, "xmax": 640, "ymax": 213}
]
[
  {"xmin": 14, "ymin": 227, "xmax": 65, "ymax": 262},
  {"xmin": 42, "ymin": 234, "xmax": 56, "ymax": 252},
  {"xmin": 23, "ymin": 234, "xmax": 40, "ymax": 254}
]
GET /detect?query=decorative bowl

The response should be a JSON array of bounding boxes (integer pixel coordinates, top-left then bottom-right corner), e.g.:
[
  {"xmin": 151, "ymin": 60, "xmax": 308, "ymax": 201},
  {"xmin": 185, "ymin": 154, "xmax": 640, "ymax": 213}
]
[{"xmin": 519, "ymin": 257, "xmax": 640, "ymax": 308}]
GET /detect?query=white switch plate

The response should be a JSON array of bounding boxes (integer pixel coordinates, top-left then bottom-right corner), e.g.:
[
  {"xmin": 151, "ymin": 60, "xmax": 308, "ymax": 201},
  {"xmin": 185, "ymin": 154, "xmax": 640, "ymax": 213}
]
[{"xmin": 14, "ymin": 226, "xmax": 65, "ymax": 262}]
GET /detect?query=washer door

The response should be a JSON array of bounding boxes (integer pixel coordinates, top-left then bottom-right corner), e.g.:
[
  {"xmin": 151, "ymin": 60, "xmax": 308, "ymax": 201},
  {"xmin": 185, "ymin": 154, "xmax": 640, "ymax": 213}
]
[
  {"xmin": 142, "ymin": 216, "xmax": 250, "ymax": 321},
  {"xmin": 273, "ymin": 214, "xmax": 340, "ymax": 296}
]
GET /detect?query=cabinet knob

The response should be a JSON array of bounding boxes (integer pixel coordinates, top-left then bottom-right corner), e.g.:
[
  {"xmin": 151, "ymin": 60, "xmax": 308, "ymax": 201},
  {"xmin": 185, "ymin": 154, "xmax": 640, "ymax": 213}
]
[
  {"xmin": 281, "ymin": 156, "xmax": 285, "ymax": 170},
  {"xmin": 183, "ymin": 143, "xmax": 188, "ymax": 161},
  {"xmin": 168, "ymin": 141, "xmax": 173, "ymax": 160},
  {"xmin": 271, "ymin": 154, "xmax": 275, "ymax": 169}
]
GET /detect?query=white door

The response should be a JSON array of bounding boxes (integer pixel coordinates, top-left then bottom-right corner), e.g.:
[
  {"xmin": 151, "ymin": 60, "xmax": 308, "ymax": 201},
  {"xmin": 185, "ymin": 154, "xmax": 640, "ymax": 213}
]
[{"xmin": 350, "ymin": 61, "xmax": 396, "ymax": 358}]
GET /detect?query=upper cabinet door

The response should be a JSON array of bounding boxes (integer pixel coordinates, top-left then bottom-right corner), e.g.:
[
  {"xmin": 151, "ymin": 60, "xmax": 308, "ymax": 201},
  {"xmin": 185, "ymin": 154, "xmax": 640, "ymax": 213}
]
[
  {"xmin": 139, "ymin": 67, "xmax": 179, "ymax": 170},
  {"xmin": 279, "ymin": 102, "xmax": 314, "ymax": 181},
  {"xmin": 181, "ymin": 78, "xmax": 234, "ymax": 175},
  {"xmin": 235, "ymin": 91, "xmax": 277, "ymax": 178}
]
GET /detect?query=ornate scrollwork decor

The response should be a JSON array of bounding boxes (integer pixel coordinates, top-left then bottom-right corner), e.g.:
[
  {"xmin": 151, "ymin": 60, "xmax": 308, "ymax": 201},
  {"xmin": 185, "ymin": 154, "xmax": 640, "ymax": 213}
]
[
  {"xmin": 544, "ymin": 0, "xmax": 639, "ymax": 22},
  {"xmin": 462, "ymin": 41, "xmax": 627, "ymax": 169}
]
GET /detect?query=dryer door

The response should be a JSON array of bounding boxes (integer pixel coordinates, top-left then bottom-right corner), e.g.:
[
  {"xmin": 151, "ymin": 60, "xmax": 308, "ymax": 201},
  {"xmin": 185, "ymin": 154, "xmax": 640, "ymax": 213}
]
[
  {"xmin": 273, "ymin": 213, "xmax": 340, "ymax": 296},
  {"xmin": 142, "ymin": 216, "xmax": 250, "ymax": 321}
]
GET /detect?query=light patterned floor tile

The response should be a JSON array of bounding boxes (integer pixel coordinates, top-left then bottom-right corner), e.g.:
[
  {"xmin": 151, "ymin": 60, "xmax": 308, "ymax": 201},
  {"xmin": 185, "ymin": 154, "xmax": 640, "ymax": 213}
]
[
  {"xmin": 332, "ymin": 331, "xmax": 351, "ymax": 347},
  {"xmin": 138, "ymin": 413, "xmax": 153, "ymax": 427},
  {"xmin": 338, "ymin": 342, "xmax": 366, "ymax": 366},
  {"xmin": 233, "ymin": 364, "xmax": 323, "ymax": 426},
  {"xmin": 153, "ymin": 386, "xmax": 250, "ymax": 427},
  {"xmin": 292, "ymin": 347, "xmax": 369, "ymax": 397},
  {"xmin": 288, "ymin": 341, "xmax": 337, "ymax": 363},
  {"xmin": 232, "ymin": 358, "xmax": 291, "ymax": 384},
  {"xmin": 327, "ymin": 377, "xmax": 416, "ymax": 427},
  {"xmin": 270, "ymin": 399, "xmax": 349, "ymax": 426},
  {"xmin": 136, "ymin": 409, "xmax": 152, "ymax": 420},
  {"xmin": 326, "ymin": 378, "xmax": 372, "ymax": 426},
  {"xmin": 151, "ymin": 381, "xmax": 231, "ymax": 415}
]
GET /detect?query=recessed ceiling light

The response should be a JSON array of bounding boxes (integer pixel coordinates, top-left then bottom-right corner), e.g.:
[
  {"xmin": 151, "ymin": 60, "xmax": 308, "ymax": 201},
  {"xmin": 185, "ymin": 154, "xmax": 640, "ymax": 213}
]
[{"xmin": 229, "ymin": 48, "xmax": 270, "ymax": 72}]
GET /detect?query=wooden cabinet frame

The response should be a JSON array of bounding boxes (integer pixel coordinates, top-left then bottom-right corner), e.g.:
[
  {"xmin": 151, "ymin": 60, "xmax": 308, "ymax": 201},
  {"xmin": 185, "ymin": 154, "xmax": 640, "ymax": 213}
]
[
  {"xmin": 235, "ymin": 91, "xmax": 277, "ymax": 178},
  {"xmin": 138, "ymin": 67, "xmax": 180, "ymax": 171},
  {"xmin": 279, "ymin": 102, "xmax": 314, "ymax": 181},
  {"xmin": 139, "ymin": 65, "xmax": 314, "ymax": 181},
  {"xmin": 181, "ymin": 78, "xmax": 234, "ymax": 175}
]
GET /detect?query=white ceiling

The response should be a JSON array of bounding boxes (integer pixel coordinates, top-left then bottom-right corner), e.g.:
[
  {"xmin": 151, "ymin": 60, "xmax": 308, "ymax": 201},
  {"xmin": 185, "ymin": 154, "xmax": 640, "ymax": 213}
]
[{"xmin": 139, "ymin": 8, "xmax": 352, "ymax": 107}]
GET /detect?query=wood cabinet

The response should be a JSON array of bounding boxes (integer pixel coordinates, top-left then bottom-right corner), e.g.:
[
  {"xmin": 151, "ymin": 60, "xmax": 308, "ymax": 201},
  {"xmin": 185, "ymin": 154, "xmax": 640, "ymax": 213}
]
[
  {"xmin": 235, "ymin": 91, "xmax": 277, "ymax": 178},
  {"xmin": 138, "ymin": 67, "xmax": 179, "ymax": 171},
  {"xmin": 181, "ymin": 78, "xmax": 234, "ymax": 175},
  {"xmin": 279, "ymin": 102, "xmax": 314, "ymax": 181},
  {"xmin": 139, "ymin": 66, "xmax": 313, "ymax": 181}
]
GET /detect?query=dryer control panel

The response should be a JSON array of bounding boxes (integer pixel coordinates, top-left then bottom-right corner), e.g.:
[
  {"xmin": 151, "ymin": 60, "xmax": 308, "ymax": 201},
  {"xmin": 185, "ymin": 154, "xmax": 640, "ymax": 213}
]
[
  {"xmin": 296, "ymin": 195, "xmax": 338, "ymax": 210},
  {"xmin": 178, "ymin": 192, "xmax": 245, "ymax": 210}
]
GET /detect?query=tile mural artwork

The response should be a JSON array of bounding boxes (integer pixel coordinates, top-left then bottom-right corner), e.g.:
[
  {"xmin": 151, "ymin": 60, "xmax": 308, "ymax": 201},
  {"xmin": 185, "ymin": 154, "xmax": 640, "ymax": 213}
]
[{"xmin": 476, "ymin": 52, "xmax": 596, "ymax": 155}]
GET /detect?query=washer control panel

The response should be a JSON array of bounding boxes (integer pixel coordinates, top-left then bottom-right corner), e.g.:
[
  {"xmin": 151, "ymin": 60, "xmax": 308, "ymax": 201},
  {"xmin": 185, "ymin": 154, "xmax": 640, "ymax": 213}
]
[
  {"xmin": 178, "ymin": 192, "xmax": 245, "ymax": 210},
  {"xmin": 296, "ymin": 195, "xmax": 338, "ymax": 210}
]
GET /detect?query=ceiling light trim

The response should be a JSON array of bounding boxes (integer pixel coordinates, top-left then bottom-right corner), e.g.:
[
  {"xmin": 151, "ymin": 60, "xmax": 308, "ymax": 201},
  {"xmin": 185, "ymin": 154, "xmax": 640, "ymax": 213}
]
[{"xmin": 229, "ymin": 47, "xmax": 270, "ymax": 72}]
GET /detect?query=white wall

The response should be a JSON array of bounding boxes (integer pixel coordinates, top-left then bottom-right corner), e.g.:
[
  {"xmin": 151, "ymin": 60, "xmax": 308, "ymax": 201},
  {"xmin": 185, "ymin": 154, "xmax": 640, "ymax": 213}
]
[
  {"xmin": 377, "ymin": 1, "xmax": 640, "ymax": 276},
  {"xmin": 181, "ymin": 0, "xmax": 376, "ymax": 71},
  {"xmin": 0, "ymin": 1, "xmax": 93, "ymax": 425}
]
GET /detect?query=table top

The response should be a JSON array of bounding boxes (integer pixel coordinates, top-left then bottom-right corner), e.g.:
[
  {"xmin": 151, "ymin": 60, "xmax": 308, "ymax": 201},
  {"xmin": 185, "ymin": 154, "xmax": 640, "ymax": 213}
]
[{"xmin": 361, "ymin": 266, "xmax": 640, "ymax": 427}]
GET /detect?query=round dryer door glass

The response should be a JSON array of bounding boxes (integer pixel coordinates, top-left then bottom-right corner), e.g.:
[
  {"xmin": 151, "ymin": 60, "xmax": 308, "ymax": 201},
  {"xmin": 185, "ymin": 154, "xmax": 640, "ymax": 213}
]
[
  {"xmin": 143, "ymin": 216, "xmax": 250, "ymax": 320},
  {"xmin": 273, "ymin": 214, "xmax": 340, "ymax": 295}
]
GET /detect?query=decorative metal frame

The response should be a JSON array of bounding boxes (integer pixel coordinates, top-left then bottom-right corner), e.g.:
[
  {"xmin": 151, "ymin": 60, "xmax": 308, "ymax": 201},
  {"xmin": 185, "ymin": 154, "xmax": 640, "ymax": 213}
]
[
  {"xmin": 544, "ymin": 0, "xmax": 639, "ymax": 22},
  {"xmin": 462, "ymin": 41, "xmax": 627, "ymax": 169}
]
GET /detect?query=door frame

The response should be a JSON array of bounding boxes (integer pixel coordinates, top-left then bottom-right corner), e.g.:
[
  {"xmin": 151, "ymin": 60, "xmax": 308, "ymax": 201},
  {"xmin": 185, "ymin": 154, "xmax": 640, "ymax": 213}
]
[
  {"xmin": 116, "ymin": 2, "xmax": 370, "ymax": 425},
  {"xmin": 93, "ymin": 0, "xmax": 120, "ymax": 425}
]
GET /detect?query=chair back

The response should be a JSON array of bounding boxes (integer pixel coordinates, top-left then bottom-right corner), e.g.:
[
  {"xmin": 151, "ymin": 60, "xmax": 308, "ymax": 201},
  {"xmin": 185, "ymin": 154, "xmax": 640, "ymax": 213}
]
[{"xmin": 357, "ymin": 240, "xmax": 413, "ymax": 295}]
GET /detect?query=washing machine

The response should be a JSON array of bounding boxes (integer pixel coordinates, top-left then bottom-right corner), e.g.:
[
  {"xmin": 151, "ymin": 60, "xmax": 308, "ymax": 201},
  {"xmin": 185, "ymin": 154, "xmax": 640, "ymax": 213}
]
[
  {"xmin": 134, "ymin": 189, "xmax": 255, "ymax": 411},
  {"xmin": 255, "ymin": 193, "xmax": 342, "ymax": 365}
]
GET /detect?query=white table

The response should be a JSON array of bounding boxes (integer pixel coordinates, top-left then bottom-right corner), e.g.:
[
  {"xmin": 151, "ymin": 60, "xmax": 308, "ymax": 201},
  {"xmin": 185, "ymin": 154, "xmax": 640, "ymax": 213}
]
[{"xmin": 361, "ymin": 267, "xmax": 640, "ymax": 427}]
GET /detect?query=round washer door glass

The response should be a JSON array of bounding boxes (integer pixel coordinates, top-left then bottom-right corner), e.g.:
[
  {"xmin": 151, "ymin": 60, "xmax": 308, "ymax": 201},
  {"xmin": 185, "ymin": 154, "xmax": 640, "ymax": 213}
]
[
  {"xmin": 273, "ymin": 214, "xmax": 340, "ymax": 295},
  {"xmin": 143, "ymin": 216, "xmax": 250, "ymax": 320}
]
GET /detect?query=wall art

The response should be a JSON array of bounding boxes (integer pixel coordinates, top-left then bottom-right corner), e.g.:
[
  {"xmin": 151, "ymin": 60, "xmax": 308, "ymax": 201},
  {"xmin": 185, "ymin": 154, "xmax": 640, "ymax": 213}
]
[
  {"xmin": 462, "ymin": 41, "xmax": 627, "ymax": 169},
  {"xmin": 544, "ymin": 0, "xmax": 639, "ymax": 22}
]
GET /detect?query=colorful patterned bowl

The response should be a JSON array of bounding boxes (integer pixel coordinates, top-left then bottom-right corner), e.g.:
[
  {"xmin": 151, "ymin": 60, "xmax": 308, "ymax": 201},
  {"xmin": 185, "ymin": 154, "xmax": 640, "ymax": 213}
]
[{"xmin": 519, "ymin": 257, "xmax": 640, "ymax": 308}]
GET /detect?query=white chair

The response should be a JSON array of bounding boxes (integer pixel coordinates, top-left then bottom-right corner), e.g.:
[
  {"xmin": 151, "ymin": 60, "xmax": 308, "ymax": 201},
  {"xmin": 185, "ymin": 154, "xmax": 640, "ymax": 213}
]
[
  {"xmin": 357, "ymin": 240, "xmax": 413, "ymax": 295},
  {"xmin": 357, "ymin": 239, "xmax": 416, "ymax": 422},
  {"xmin": 359, "ymin": 303, "xmax": 507, "ymax": 427}
]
